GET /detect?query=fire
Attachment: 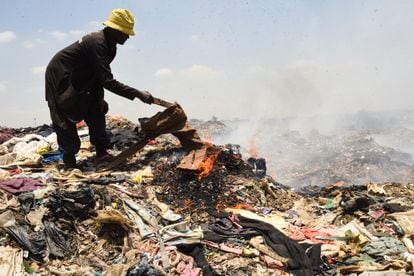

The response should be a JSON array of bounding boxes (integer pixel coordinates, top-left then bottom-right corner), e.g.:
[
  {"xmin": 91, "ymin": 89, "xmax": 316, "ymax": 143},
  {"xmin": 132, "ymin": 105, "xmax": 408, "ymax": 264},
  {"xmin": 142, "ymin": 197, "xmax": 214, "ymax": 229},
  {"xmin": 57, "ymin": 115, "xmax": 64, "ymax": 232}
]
[
  {"xmin": 232, "ymin": 203, "xmax": 255, "ymax": 210},
  {"xmin": 215, "ymin": 203, "xmax": 251, "ymax": 211},
  {"xmin": 196, "ymin": 144, "xmax": 221, "ymax": 179},
  {"xmin": 247, "ymin": 137, "xmax": 258, "ymax": 158},
  {"xmin": 215, "ymin": 202, "xmax": 227, "ymax": 211}
]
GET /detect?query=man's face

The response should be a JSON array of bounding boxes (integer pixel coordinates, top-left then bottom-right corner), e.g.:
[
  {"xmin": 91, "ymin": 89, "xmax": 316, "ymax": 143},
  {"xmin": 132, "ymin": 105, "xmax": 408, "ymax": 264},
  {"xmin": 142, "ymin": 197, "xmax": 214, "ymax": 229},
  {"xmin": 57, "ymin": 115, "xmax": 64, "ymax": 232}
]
[
  {"xmin": 116, "ymin": 32, "xmax": 129, "ymax": 45},
  {"xmin": 111, "ymin": 29, "xmax": 129, "ymax": 45}
]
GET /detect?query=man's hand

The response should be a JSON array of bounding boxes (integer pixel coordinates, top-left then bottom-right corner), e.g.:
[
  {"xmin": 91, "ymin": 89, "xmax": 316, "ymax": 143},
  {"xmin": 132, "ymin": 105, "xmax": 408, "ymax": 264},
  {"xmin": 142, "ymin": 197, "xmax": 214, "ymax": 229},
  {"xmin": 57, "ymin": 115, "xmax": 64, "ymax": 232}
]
[{"xmin": 135, "ymin": 90, "xmax": 154, "ymax": 104}]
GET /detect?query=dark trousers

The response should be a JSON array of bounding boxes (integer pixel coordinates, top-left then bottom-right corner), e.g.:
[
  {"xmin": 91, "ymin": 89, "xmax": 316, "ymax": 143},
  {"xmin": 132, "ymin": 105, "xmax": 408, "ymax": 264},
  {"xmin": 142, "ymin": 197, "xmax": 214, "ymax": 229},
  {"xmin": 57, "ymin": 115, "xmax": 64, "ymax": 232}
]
[{"xmin": 53, "ymin": 106, "xmax": 110, "ymax": 157}]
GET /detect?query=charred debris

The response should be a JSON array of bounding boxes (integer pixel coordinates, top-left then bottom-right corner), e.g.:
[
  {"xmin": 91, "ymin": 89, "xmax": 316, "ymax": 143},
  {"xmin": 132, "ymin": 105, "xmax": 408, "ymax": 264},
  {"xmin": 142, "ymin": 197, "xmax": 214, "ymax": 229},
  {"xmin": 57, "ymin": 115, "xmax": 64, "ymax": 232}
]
[{"xmin": 0, "ymin": 113, "xmax": 414, "ymax": 275}]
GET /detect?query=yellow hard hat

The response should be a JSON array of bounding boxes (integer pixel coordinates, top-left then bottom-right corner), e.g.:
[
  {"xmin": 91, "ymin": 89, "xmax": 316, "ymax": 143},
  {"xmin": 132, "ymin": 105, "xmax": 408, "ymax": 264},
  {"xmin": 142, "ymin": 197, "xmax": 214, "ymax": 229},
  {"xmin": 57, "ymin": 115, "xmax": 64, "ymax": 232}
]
[{"xmin": 104, "ymin": 8, "xmax": 135, "ymax": 36}]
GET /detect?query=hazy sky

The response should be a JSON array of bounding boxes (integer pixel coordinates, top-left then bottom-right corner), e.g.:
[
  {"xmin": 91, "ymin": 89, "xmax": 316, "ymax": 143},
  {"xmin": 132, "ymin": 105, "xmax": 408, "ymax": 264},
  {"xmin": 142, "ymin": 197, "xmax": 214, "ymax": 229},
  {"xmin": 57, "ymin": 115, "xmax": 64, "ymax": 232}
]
[{"xmin": 1, "ymin": 0, "xmax": 414, "ymax": 127}]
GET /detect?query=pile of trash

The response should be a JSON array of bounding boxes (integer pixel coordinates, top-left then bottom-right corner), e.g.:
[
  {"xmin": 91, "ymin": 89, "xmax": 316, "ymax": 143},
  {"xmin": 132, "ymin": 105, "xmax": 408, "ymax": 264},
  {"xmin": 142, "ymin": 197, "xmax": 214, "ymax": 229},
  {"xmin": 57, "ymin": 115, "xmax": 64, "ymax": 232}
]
[
  {"xmin": 265, "ymin": 130, "xmax": 414, "ymax": 188},
  {"xmin": 0, "ymin": 116, "xmax": 414, "ymax": 275},
  {"xmin": 217, "ymin": 115, "xmax": 414, "ymax": 189}
]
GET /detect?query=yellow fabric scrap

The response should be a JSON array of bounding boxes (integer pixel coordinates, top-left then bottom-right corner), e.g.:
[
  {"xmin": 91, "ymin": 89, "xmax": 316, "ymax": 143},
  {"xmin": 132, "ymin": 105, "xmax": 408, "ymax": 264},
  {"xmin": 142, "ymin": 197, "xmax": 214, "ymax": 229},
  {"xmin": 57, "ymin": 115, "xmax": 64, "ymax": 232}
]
[{"xmin": 36, "ymin": 145, "xmax": 51, "ymax": 155}]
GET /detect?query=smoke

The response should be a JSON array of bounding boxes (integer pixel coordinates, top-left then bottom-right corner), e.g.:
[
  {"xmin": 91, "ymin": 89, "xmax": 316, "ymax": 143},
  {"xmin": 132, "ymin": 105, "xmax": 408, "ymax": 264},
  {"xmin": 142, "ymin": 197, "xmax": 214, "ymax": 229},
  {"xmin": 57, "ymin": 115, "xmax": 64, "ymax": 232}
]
[{"xmin": 210, "ymin": 108, "xmax": 414, "ymax": 187}]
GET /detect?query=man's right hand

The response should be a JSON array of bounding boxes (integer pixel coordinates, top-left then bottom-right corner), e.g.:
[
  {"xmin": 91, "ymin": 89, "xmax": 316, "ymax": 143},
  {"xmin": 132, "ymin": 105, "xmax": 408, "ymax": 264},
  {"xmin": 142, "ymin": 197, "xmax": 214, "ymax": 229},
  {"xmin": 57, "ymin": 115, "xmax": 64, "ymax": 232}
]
[{"xmin": 135, "ymin": 90, "xmax": 154, "ymax": 104}]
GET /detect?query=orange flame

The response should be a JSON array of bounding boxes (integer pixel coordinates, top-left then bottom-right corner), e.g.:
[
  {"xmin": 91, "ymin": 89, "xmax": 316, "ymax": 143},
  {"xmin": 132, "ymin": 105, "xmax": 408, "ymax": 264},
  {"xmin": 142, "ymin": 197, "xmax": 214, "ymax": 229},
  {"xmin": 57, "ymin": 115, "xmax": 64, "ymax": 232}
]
[
  {"xmin": 215, "ymin": 202, "xmax": 227, "ymax": 211},
  {"xmin": 232, "ymin": 203, "xmax": 255, "ymax": 211},
  {"xmin": 247, "ymin": 137, "xmax": 258, "ymax": 158},
  {"xmin": 196, "ymin": 146, "xmax": 221, "ymax": 179}
]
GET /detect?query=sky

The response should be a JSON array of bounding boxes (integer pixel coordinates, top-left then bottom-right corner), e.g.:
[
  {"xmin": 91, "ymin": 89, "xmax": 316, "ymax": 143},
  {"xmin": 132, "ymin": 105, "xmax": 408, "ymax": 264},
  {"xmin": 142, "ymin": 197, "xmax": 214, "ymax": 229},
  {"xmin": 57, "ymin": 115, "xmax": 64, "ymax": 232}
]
[{"xmin": 1, "ymin": 0, "xmax": 414, "ymax": 128}]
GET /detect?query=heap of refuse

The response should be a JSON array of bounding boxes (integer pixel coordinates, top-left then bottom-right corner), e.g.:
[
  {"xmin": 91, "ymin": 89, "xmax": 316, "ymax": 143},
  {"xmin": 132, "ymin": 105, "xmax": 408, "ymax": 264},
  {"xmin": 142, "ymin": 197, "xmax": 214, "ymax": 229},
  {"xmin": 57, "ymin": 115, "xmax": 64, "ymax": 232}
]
[{"xmin": 0, "ymin": 116, "xmax": 414, "ymax": 275}]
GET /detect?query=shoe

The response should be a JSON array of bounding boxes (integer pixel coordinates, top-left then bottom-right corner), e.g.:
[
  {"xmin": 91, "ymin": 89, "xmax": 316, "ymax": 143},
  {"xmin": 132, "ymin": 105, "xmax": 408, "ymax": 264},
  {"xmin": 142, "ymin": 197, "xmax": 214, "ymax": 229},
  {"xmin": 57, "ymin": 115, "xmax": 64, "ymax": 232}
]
[
  {"xmin": 94, "ymin": 152, "xmax": 114, "ymax": 167},
  {"xmin": 96, "ymin": 148, "xmax": 112, "ymax": 158},
  {"xmin": 63, "ymin": 154, "xmax": 77, "ymax": 170}
]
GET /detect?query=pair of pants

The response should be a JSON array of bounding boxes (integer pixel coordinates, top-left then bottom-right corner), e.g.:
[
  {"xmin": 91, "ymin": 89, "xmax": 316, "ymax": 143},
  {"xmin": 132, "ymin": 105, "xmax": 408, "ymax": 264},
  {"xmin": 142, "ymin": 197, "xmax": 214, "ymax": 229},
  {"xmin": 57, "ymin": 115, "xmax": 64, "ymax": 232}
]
[{"xmin": 53, "ymin": 106, "xmax": 110, "ymax": 157}]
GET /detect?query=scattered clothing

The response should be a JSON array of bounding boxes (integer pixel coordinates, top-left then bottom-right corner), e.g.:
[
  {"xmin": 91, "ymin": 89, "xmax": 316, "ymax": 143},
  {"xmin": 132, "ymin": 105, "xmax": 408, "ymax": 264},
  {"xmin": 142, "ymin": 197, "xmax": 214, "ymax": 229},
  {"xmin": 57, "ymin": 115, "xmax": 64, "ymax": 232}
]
[{"xmin": 0, "ymin": 178, "xmax": 44, "ymax": 194}]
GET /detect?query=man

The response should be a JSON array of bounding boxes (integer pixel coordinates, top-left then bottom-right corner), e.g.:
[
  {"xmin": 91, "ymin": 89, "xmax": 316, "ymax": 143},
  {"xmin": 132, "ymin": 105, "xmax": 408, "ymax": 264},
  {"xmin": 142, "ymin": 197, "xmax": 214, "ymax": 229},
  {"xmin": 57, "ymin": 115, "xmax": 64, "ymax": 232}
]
[{"xmin": 45, "ymin": 9, "xmax": 154, "ymax": 169}]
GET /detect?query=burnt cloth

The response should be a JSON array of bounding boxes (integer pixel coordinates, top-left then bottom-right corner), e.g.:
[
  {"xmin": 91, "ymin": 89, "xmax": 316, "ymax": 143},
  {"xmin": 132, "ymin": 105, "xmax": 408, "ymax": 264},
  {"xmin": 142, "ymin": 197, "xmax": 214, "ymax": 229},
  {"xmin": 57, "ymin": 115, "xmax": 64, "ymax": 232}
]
[
  {"xmin": 139, "ymin": 104, "xmax": 204, "ymax": 150},
  {"xmin": 238, "ymin": 217, "xmax": 321, "ymax": 276}
]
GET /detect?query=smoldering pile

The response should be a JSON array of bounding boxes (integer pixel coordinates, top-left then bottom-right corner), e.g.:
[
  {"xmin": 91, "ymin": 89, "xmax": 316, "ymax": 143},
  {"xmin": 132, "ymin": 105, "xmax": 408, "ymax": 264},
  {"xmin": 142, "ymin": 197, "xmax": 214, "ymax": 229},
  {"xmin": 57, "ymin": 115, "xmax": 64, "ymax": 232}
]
[
  {"xmin": 213, "ymin": 110, "xmax": 414, "ymax": 189},
  {"xmin": 0, "ymin": 115, "xmax": 414, "ymax": 275}
]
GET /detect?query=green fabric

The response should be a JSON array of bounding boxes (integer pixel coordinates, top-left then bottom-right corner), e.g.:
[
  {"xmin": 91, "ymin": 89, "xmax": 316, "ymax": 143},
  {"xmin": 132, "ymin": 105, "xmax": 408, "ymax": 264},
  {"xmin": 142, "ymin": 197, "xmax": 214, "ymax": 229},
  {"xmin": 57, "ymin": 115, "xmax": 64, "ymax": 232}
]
[{"xmin": 362, "ymin": 236, "xmax": 407, "ymax": 257}]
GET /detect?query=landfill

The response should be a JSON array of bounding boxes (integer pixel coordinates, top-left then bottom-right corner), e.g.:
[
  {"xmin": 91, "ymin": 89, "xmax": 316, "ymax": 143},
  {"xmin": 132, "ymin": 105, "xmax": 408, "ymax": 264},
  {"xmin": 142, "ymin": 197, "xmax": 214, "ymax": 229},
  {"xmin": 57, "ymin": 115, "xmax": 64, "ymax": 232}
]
[{"xmin": 1, "ymin": 114, "xmax": 414, "ymax": 276}]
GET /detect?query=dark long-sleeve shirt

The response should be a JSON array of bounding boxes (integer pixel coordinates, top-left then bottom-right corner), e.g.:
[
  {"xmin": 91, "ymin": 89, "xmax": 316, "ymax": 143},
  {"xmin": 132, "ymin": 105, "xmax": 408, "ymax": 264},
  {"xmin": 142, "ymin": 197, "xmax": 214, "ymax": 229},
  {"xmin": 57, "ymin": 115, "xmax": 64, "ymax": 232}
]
[{"xmin": 45, "ymin": 29, "xmax": 138, "ymax": 128}]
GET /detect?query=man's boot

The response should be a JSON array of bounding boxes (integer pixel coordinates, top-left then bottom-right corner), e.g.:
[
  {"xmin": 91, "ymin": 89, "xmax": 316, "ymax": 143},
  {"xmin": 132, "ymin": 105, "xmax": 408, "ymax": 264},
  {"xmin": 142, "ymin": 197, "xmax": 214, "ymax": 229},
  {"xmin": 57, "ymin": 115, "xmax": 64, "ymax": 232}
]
[
  {"xmin": 63, "ymin": 154, "xmax": 77, "ymax": 170},
  {"xmin": 93, "ymin": 148, "xmax": 114, "ymax": 167}
]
